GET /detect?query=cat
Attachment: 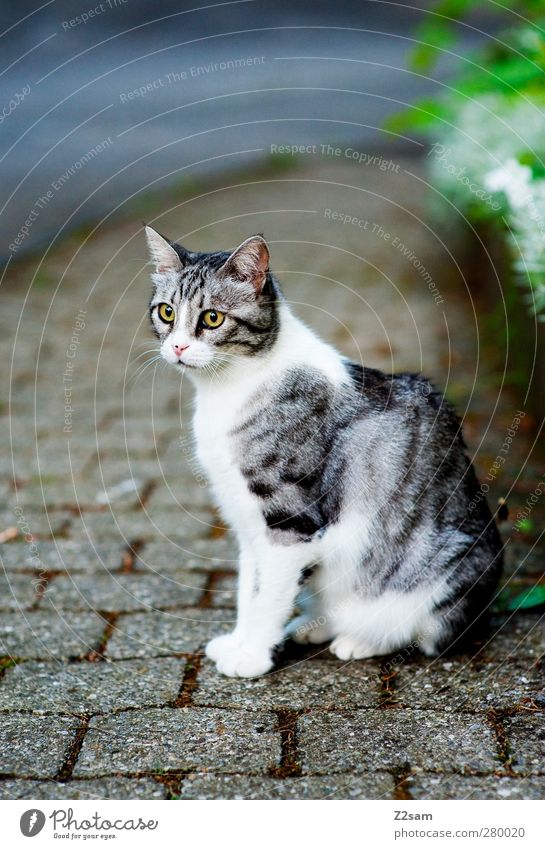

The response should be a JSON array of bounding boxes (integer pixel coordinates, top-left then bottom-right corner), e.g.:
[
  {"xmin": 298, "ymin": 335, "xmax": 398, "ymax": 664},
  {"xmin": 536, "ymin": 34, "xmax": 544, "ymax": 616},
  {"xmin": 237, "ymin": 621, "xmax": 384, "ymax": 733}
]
[{"xmin": 145, "ymin": 225, "xmax": 503, "ymax": 678}]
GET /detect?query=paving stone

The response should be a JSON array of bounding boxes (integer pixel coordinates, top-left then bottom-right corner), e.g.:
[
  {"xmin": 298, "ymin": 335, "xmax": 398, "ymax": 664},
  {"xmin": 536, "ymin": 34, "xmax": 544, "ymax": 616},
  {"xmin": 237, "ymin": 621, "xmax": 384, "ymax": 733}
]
[
  {"xmin": 65, "ymin": 511, "xmax": 156, "ymax": 543},
  {"xmin": 12, "ymin": 482, "xmax": 118, "ymax": 510},
  {"xmin": 0, "ymin": 611, "xmax": 106, "ymax": 660},
  {"xmin": 0, "ymin": 715, "xmax": 79, "ymax": 777},
  {"xmin": 195, "ymin": 658, "xmax": 380, "ymax": 709},
  {"xmin": 148, "ymin": 431, "xmax": 211, "ymax": 497},
  {"xmin": 80, "ymin": 459, "xmax": 165, "ymax": 508},
  {"xmin": 0, "ymin": 540, "xmax": 126, "ymax": 574},
  {"xmin": 407, "ymin": 773, "xmax": 545, "ymax": 800},
  {"xmin": 75, "ymin": 708, "xmax": 279, "ymax": 775},
  {"xmin": 0, "ymin": 778, "xmax": 166, "ymax": 800},
  {"xmin": 91, "ymin": 429, "xmax": 177, "ymax": 459},
  {"xmin": 0, "ymin": 658, "xmax": 184, "ymax": 713},
  {"xmin": 40, "ymin": 570, "xmax": 207, "ymax": 612},
  {"xmin": 69, "ymin": 508, "xmax": 220, "ymax": 544},
  {"xmin": 394, "ymin": 659, "xmax": 544, "ymax": 711},
  {"xmin": 298, "ymin": 711, "xmax": 499, "ymax": 774},
  {"xmin": 86, "ymin": 458, "xmax": 162, "ymax": 484},
  {"xmin": 106, "ymin": 609, "xmax": 234, "ymax": 658},
  {"xmin": 135, "ymin": 537, "xmax": 237, "ymax": 572},
  {"xmin": 0, "ymin": 508, "xmax": 72, "ymax": 539},
  {"xmin": 482, "ymin": 615, "xmax": 545, "ymax": 662},
  {"xmin": 503, "ymin": 541, "xmax": 544, "ymax": 578},
  {"xmin": 146, "ymin": 481, "xmax": 215, "ymax": 511},
  {"xmin": 180, "ymin": 772, "xmax": 395, "ymax": 799},
  {"xmin": 0, "ymin": 574, "xmax": 39, "ymax": 610},
  {"xmin": 208, "ymin": 572, "xmax": 237, "ymax": 608},
  {"xmin": 505, "ymin": 714, "xmax": 545, "ymax": 775}
]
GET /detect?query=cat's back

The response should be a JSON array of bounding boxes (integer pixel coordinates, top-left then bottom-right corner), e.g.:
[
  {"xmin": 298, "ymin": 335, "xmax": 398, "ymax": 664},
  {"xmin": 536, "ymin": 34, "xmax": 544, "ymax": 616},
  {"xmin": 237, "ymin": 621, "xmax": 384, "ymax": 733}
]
[
  {"xmin": 344, "ymin": 361, "xmax": 457, "ymax": 422},
  {"xmin": 338, "ymin": 361, "xmax": 473, "ymax": 505}
]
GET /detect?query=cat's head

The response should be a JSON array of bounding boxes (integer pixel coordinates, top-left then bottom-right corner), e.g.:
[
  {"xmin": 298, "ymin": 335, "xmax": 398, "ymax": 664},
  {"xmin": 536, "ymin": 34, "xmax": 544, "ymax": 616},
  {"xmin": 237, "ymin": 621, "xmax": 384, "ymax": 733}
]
[{"xmin": 145, "ymin": 226, "xmax": 279, "ymax": 374}]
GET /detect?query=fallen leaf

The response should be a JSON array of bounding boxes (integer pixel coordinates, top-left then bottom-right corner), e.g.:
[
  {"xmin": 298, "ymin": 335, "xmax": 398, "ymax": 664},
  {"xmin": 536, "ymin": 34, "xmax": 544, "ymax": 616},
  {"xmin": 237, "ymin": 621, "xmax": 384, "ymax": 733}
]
[{"xmin": 0, "ymin": 527, "xmax": 19, "ymax": 543}]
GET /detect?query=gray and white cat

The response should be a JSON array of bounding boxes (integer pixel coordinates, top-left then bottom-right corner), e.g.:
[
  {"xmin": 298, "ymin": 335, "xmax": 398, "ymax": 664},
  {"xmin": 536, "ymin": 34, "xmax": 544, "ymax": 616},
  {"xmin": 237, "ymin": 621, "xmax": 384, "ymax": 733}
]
[{"xmin": 145, "ymin": 226, "xmax": 503, "ymax": 678}]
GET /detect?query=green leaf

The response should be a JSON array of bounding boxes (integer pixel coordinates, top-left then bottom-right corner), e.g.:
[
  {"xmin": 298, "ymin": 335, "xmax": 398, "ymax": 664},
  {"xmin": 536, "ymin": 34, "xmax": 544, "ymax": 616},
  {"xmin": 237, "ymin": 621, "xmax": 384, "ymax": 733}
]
[
  {"xmin": 505, "ymin": 585, "xmax": 545, "ymax": 611},
  {"xmin": 410, "ymin": 21, "xmax": 457, "ymax": 72},
  {"xmin": 516, "ymin": 517, "xmax": 534, "ymax": 533},
  {"xmin": 384, "ymin": 98, "xmax": 452, "ymax": 134},
  {"xmin": 518, "ymin": 151, "xmax": 545, "ymax": 179},
  {"xmin": 433, "ymin": 0, "xmax": 476, "ymax": 16}
]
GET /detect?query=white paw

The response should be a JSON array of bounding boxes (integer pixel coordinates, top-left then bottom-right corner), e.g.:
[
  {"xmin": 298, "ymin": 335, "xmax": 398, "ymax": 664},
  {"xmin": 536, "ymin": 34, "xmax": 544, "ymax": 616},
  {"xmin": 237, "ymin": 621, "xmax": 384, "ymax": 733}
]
[
  {"xmin": 329, "ymin": 635, "xmax": 378, "ymax": 661},
  {"xmin": 205, "ymin": 632, "xmax": 242, "ymax": 664},
  {"xmin": 216, "ymin": 646, "xmax": 273, "ymax": 678},
  {"xmin": 285, "ymin": 614, "xmax": 332, "ymax": 645}
]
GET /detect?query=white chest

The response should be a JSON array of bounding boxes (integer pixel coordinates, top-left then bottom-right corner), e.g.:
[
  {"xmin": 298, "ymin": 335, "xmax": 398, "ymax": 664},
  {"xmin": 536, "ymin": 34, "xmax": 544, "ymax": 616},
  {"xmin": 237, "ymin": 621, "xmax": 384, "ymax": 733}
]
[
  {"xmin": 194, "ymin": 404, "xmax": 235, "ymax": 487},
  {"xmin": 192, "ymin": 392, "xmax": 263, "ymax": 537}
]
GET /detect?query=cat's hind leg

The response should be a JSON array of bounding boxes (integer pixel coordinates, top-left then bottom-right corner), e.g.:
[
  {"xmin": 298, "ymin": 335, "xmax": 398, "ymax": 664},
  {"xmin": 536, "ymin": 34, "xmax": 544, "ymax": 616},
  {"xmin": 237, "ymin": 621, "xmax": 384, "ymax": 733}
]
[
  {"xmin": 318, "ymin": 512, "xmax": 381, "ymax": 657},
  {"xmin": 416, "ymin": 544, "xmax": 503, "ymax": 656},
  {"xmin": 329, "ymin": 633, "xmax": 381, "ymax": 660},
  {"xmin": 285, "ymin": 613, "xmax": 335, "ymax": 645},
  {"xmin": 284, "ymin": 570, "xmax": 335, "ymax": 645},
  {"xmin": 327, "ymin": 580, "xmax": 464, "ymax": 661},
  {"xmin": 327, "ymin": 597, "xmax": 385, "ymax": 659}
]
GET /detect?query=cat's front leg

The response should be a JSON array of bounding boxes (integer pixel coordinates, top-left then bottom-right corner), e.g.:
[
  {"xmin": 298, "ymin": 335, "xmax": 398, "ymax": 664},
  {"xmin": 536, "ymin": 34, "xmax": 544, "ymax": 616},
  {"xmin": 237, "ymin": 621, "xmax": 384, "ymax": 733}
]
[
  {"xmin": 209, "ymin": 541, "xmax": 315, "ymax": 678},
  {"xmin": 205, "ymin": 544, "xmax": 256, "ymax": 665}
]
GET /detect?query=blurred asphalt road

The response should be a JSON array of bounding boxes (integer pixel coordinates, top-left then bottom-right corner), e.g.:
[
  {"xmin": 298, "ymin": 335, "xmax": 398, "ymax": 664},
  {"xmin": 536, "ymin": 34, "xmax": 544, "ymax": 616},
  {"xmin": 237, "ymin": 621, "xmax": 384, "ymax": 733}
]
[{"xmin": 0, "ymin": 0, "xmax": 488, "ymax": 260}]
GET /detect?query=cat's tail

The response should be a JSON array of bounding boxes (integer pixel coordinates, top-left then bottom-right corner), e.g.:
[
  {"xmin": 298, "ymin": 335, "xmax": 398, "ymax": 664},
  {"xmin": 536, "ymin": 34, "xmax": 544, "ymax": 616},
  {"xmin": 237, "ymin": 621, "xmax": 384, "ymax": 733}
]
[{"xmin": 421, "ymin": 544, "xmax": 504, "ymax": 656}]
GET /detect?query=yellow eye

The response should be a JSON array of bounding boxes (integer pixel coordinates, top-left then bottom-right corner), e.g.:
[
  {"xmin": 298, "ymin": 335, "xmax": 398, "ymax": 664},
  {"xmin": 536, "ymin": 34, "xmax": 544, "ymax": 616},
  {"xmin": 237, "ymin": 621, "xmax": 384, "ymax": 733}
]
[
  {"xmin": 201, "ymin": 309, "xmax": 225, "ymax": 329},
  {"xmin": 158, "ymin": 303, "xmax": 175, "ymax": 323}
]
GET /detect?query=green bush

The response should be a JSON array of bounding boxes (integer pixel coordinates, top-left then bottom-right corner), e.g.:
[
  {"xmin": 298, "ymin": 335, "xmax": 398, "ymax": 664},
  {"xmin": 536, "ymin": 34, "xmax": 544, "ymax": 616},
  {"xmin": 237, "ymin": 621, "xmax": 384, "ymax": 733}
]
[{"xmin": 389, "ymin": 1, "xmax": 545, "ymax": 315}]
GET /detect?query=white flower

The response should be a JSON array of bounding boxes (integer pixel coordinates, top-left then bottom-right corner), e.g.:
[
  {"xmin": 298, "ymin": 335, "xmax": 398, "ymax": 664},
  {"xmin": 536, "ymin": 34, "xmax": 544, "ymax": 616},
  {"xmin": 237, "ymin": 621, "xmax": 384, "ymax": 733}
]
[
  {"xmin": 484, "ymin": 158, "xmax": 533, "ymax": 209},
  {"xmin": 431, "ymin": 94, "xmax": 545, "ymax": 316}
]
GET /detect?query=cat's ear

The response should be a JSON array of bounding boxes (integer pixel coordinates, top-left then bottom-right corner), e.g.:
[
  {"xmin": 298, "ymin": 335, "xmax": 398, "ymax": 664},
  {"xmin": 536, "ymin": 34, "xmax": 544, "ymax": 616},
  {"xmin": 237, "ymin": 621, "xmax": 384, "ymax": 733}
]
[
  {"xmin": 218, "ymin": 235, "xmax": 269, "ymax": 293},
  {"xmin": 144, "ymin": 225, "xmax": 185, "ymax": 274}
]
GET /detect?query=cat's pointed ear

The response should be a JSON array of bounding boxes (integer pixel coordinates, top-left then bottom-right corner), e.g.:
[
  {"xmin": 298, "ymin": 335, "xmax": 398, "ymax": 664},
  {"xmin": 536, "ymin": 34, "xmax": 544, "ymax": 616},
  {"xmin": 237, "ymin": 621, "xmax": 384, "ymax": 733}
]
[
  {"xmin": 144, "ymin": 225, "xmax": 184, "ymax": 274},
  {"xmin": 218, "ymin": 235, "xmax": 270, "ymax": 293}
]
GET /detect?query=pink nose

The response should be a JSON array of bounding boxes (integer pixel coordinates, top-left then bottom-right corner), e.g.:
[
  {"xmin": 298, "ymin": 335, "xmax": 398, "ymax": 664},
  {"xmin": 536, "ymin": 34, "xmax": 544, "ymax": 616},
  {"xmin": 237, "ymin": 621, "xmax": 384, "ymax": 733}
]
[{"xmin": 172, "ymin": 342, "xmax": 189, "ymax": 358}]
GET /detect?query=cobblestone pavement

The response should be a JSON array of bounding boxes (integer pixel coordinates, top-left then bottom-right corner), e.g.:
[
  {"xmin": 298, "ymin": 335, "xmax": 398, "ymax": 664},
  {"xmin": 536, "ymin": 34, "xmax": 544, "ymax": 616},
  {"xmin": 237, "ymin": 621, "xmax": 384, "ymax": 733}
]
[{"xmin": 1, "ymin": 157, "xmax": 544, "ymax": 800}]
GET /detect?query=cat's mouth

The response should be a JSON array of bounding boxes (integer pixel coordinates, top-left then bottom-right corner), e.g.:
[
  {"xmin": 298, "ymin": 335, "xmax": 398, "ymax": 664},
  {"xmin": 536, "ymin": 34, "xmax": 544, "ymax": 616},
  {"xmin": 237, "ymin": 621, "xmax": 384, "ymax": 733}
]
[{"xmin": 174, "ymin": 359, "xmax": 198, "ymax": 370}]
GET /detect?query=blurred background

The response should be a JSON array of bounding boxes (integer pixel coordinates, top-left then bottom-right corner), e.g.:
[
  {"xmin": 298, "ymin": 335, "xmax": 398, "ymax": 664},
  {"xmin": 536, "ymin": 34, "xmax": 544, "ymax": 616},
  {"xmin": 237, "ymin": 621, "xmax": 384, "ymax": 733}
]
[
  {"xmin": 1, "ymin": 0, "xmax": 498, "ymax": 257},
  {"xmin": 1, "ymin": 0, "xmax": 544, "ymax": 628}
]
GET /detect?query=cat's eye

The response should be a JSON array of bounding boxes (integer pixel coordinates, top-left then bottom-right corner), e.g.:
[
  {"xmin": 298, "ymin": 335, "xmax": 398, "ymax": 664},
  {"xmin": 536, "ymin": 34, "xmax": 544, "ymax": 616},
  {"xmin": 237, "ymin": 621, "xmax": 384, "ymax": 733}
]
[
  {"xmin": 201, "ymin": 309, "xmax": 225, "ymax": 329},
  {"xmin": 158, "ymin": 303, "xmax": 175, "ymax": 323}
]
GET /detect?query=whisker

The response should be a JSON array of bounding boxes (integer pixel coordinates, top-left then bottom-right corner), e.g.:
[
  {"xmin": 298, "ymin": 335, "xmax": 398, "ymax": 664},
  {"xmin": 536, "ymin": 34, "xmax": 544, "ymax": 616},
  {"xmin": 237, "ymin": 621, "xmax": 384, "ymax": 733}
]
[
  {"xmin": 131, "ymin": 362, "xmax": 161, "ymax": 388},
  {"xmin": 133, "ymin": 340, "xmax": 162, "ymax": 349},
  {"xmin": 126, "ymin": 354, "xmax": 159, "ymax": 377},
  {"xmin": 129, "ymin": 348, "xmax": 162, "ymax": 364},
  {"xmin": 127, "ymin": 354, "xmax": 163, "ymax": 386}
]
